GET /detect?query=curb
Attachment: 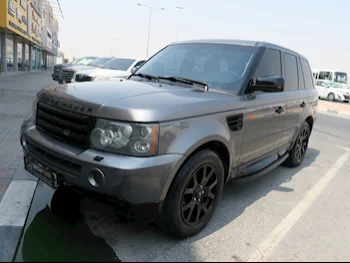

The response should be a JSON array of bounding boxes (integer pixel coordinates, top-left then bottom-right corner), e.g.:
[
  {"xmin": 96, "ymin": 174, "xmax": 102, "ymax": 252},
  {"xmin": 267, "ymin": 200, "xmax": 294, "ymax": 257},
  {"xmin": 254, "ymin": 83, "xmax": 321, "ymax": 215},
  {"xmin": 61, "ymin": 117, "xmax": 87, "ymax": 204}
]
[
  {"xmin": 318, "ymin": 108, "xmax": 350, "ymax": 118},
  {"xmin": 0, "ymin": 168, "xmax": 38, "ymax": 262}
]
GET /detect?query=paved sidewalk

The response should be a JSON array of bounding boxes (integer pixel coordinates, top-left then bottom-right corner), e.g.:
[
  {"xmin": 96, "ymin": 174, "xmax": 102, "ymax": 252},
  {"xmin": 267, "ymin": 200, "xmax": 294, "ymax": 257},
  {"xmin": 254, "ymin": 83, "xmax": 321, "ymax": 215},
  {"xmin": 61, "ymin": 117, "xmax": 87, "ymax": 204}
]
[
  {"xmin": 0, "ymin": 72, "xmax": 56, "ymax": 201},
  {"xmin": 0, "ymin": 71, "xmax": 57, "ymax": 261}
]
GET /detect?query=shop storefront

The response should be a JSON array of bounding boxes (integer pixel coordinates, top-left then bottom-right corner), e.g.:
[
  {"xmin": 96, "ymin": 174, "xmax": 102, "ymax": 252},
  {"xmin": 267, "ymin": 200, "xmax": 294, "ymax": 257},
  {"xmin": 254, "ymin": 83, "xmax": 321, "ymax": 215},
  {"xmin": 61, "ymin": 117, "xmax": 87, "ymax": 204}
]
[{"xmin": 0, "ymin": 0, "xmax": 42, "ymax": 73}]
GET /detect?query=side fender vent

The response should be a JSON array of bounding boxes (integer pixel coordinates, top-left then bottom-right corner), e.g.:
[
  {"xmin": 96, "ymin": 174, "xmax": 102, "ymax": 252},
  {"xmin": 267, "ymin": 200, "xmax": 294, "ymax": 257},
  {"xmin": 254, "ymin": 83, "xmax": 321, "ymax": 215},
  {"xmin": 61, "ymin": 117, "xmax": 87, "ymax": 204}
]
[{"xmin": 227, "ymin": 114, "xmax": 244, "ymax": 132}]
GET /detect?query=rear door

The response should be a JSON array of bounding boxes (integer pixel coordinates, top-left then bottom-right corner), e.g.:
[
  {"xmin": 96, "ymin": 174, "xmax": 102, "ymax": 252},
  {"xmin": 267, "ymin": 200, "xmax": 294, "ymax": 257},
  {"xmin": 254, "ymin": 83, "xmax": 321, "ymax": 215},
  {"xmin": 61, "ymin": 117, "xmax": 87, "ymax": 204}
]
[{"xmin": 279, "ymin": 52, "xmax": 305, "ymax": 154}]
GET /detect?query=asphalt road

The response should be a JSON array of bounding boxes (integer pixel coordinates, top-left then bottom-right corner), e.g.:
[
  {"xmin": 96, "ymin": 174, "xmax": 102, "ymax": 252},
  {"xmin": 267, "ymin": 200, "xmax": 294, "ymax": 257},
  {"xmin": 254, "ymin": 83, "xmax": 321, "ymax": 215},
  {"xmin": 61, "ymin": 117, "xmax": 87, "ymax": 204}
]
[{"xmin": 12, "ymin": 110, "xmax": 350, "ymax": 262}]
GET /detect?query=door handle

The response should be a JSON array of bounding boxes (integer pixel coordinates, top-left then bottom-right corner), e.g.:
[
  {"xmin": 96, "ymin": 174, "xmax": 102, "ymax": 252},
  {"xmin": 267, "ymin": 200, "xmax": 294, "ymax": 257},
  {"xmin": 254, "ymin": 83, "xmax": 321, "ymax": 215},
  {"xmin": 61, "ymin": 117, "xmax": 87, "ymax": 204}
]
[
  {"xmin": 300, "ymin": 101, "xmax": 306, "ymax": 108},
  {"xmin": 275, "ymin": 106, "xmax": 284, "ymax": 114}
]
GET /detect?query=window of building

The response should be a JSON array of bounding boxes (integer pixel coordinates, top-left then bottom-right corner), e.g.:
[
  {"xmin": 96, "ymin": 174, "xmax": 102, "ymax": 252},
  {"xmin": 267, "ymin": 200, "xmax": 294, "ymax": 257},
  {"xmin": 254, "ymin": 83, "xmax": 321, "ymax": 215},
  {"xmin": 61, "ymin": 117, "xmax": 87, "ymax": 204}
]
[
  {"xmin": 18, "ymin": 41, "xmax": 24, "ymax": 71},
  {"xmin": 6, "ymin": 35, "xmax": 14, "ymax": 72}
]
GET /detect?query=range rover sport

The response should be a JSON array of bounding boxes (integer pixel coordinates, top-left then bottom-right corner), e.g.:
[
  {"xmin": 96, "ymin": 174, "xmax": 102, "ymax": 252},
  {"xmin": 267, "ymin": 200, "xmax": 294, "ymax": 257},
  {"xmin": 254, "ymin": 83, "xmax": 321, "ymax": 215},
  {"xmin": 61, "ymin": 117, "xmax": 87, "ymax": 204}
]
[{"xmin": 21, "ymin": 39, "xmax": 318, "ymax": 238}]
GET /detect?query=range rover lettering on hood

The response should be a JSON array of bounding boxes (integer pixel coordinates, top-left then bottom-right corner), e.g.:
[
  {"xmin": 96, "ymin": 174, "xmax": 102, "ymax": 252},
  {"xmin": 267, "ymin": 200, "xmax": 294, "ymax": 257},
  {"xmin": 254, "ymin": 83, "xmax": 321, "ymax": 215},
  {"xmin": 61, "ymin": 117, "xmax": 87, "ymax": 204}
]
[{"xmin": 41, "ymin": 95, "xmax": 93, "ymax": 114}]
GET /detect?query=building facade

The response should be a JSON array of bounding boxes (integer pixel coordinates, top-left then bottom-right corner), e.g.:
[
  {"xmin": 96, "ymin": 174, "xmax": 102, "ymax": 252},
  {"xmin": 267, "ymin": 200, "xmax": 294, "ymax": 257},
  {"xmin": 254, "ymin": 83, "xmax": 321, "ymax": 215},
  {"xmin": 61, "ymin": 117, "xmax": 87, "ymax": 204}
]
[{"xmin": 0, "ymin": 0, "xmax": 60, "ymax": 73}]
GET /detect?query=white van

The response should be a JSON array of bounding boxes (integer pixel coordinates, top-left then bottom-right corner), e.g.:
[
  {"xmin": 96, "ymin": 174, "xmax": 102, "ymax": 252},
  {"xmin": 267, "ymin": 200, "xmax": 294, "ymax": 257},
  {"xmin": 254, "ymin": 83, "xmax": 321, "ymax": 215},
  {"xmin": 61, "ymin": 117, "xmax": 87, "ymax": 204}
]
[{"xmin": 312, "ymin": 69, "xmax": 348, "ymax": 88}]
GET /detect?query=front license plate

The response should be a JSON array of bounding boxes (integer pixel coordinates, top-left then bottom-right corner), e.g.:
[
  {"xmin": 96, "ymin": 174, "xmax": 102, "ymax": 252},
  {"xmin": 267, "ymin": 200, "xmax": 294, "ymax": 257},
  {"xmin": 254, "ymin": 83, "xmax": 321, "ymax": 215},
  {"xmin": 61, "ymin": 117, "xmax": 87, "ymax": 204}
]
[{"xmin": 24, "ymin": 156, "xmax": 57, "ymax": 189}]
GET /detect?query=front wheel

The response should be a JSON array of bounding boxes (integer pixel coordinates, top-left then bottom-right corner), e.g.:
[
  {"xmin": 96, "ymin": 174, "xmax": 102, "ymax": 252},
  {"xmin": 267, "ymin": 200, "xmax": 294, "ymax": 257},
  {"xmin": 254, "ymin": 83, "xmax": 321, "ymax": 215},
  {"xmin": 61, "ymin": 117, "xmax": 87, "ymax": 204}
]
[
  {"xmin": 283, "ymin": 122, "xmax": 310, "ymax": 167},
  {"xmin": 158, "ymin": 150, "xmax": 225, "ymax": 239},
  {"xmin": 327, "ymin": 93, "xmax": 335, "ymax": 101}
]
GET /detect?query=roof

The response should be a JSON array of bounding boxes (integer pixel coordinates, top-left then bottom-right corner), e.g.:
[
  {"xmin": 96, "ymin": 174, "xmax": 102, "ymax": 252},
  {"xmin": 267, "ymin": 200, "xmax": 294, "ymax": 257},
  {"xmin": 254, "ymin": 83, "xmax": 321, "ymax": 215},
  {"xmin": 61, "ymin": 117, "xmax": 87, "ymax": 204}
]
[{"xmin": 171, "ymin": 39, "xmax": 307, "ymax": 60}]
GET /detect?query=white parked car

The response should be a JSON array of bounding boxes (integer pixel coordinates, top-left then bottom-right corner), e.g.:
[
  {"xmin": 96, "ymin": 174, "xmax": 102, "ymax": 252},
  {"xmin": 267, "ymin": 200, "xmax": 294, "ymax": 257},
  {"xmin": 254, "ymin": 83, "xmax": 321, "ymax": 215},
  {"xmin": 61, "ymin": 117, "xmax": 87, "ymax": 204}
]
[
  {"xmin": 315, "ymin": 80, "xmax": 350, "ymax": 102},
  {"xmin": 73, "ymin": 58, "xmax": 147, "ymax": 82}
]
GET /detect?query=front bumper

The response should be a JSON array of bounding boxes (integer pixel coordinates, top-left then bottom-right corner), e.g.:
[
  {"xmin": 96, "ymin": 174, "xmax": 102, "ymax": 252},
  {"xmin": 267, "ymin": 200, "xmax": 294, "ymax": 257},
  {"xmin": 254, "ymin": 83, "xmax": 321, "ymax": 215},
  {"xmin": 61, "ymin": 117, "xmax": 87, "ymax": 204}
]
[
  {"xmin": 52, "ymin": 72, "xmax": 60, "ymax": 81},
  {"xmin": 21, "ymin": 121, "xmax": 185, "ymax": 217}
]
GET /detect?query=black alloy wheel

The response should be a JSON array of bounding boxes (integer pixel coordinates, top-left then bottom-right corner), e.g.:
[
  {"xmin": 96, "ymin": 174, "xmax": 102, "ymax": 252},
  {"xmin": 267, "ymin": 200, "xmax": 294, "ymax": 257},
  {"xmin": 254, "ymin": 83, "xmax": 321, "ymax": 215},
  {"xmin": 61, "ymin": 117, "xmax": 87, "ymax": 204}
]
[{"xmin": 181, "ymin": 164, "xmax": 218, "ymax": 226}]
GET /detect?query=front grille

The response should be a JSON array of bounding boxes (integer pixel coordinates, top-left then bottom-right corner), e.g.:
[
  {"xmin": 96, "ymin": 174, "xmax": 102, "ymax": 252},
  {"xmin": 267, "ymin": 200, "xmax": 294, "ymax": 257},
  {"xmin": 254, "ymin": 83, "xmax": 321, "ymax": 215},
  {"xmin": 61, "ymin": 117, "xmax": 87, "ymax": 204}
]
[
  {"xmin": 36, "ymin": 101, "xmax": 95, "ymax": 148},
  {"xmin": 75, "ymin": 74, "xmax": 93, "ymax": 82},
  {"xmin": 344, "ymin": 95, "xmax": 349, "ymax": 100},
  {"xmin": 60, "ymin": 69, "xmax": 76, "ymax": 81},
  {"xmin": 53, "ymin": 66, "xmax": 62, "ymax": 73}
]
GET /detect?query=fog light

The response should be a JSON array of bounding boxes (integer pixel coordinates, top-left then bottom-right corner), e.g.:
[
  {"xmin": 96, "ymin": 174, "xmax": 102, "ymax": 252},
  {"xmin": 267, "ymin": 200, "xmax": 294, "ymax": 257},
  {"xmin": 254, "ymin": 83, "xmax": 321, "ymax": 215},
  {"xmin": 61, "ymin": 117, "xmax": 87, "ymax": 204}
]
[{"xmin": 88, "ymin": 168, "xmax": 105, "ymax": 188}]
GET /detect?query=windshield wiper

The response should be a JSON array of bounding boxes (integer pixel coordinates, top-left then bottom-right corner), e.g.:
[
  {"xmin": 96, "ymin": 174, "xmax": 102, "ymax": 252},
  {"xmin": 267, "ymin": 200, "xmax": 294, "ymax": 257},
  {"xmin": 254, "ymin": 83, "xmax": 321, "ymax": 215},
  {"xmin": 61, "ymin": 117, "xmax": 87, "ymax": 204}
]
[
  {"xmin": 133, "ymin": 73, "xmax": 159, "ymax": 81},
  {"xmin": 157, "ymin": 76, "xmax": 209, "ymax": 92}
]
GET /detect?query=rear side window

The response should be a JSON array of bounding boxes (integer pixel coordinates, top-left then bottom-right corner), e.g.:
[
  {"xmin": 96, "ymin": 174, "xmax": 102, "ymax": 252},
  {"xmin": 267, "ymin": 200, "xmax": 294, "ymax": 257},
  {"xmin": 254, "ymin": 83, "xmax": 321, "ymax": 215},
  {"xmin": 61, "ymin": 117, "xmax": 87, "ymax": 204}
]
[
  {"xmin": 283, "ymin": 53, "xmax": 298, "ymax": 91},
  {"xmin": 254, "ymin": 49, "xmax": 282, "ymax": 79},
  {"xmin": 300, "ymin": 58, "xmax": 315, "ymax": 90},
  {"xmin": 297, "ymin": 59, "xmax": 305, "ymax": 90}
]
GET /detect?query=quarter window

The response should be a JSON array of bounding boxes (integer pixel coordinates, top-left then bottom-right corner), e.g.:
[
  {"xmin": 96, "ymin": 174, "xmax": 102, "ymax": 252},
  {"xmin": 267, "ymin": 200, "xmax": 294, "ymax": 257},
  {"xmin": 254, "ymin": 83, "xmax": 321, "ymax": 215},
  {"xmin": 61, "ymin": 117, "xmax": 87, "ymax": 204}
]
[{"xmin": 300, "ymin": 58, "xmax": 315, "ymax": 90}]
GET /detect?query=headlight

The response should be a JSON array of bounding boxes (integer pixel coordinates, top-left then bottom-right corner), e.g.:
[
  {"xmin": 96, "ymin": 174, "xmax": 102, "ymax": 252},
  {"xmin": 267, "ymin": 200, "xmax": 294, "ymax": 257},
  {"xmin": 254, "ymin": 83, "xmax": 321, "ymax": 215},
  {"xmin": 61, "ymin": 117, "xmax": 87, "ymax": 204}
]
[
  {"xmin": 90, "ymin": 119, "xmax": 159, "ymax": 156},
  {"xmin": 93, "ymin": 76, "xmax": 112, "ymax": 82}
]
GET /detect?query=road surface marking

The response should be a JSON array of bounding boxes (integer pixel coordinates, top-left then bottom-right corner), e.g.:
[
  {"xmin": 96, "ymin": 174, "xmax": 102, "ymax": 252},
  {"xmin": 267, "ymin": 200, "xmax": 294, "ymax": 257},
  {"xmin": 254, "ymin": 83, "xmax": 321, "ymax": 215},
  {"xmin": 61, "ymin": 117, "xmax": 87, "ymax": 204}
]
[
  {"xmin": 0, "ymin": 180, "xmax": 37, "ymax": 227},
  {"xmin": 336, "ymin": 145, "xmax": 350, "ymax": 152},
  {"xmin": 247, "ymin": 150, "xmax": 349, "ymax": 262}
]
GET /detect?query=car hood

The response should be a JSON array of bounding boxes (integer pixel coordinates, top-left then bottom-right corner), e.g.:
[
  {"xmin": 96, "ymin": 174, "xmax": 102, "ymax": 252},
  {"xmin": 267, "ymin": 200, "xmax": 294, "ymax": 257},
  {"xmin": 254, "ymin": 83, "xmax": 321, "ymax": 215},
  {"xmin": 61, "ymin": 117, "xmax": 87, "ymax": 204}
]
[
  {"xmin": 77, "ymin": 68, "xmax": 129, "ymax": 77},
  {"xmin": 40, "ymin": 79, "xmax": 247, "ymax": 122},
  {"xmin": 55, "ymin": 63, "xmax": 74, "ymax": 69},
  {"xmin": 63, "ymin": 65, "xmax": 96, "ymax": 71}
]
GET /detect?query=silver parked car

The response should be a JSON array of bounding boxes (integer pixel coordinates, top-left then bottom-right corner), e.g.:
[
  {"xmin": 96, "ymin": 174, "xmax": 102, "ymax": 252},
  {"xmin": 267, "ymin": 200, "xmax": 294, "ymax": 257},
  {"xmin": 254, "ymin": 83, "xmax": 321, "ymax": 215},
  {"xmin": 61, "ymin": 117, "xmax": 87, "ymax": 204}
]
[{"xmin": 21, "ymin": 39, "xmax": 318, "ymax": 238}]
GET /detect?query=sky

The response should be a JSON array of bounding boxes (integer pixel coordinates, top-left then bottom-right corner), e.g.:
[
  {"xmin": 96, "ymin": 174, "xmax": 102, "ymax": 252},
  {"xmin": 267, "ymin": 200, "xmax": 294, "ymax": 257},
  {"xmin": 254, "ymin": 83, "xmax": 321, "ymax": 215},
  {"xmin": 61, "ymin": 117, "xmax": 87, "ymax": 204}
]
[{"xmin": 56, "ymin": 0, "xmax": 350, "ymax": 73}]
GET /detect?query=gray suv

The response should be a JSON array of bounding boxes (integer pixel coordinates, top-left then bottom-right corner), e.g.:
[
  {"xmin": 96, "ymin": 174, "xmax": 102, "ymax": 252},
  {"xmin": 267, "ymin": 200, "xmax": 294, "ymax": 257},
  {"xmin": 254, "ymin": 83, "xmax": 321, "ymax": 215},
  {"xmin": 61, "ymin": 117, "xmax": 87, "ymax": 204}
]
[{"xmin": 21, "ymin": 39, "xmax": 318, "ymax": 238}]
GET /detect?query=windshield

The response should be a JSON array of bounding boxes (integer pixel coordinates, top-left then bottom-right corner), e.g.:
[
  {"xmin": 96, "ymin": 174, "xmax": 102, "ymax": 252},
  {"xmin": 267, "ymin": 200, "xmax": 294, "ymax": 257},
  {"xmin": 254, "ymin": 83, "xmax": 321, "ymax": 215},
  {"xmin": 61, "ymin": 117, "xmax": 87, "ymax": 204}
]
[
  {"xmin": 76, "ymin": 57, "xmax": 97, "ymax": 65},
  {"xmin": 89, "ymin": 58, "xmax": 112, "ymax": 67},
  {"xmin": 334, "ymin": 72, "xmax": 347, "ymax": 84},
  {"xmin": 329, "ymin": 82, "xmax": 344, "ymax": 89},
  {"xmin": 133, "ymin": 43, "xmax": 257, "ymax": 92},
  {"xmin": 100, "ymin": 58, "xmax": 136, "ymax": 71}
]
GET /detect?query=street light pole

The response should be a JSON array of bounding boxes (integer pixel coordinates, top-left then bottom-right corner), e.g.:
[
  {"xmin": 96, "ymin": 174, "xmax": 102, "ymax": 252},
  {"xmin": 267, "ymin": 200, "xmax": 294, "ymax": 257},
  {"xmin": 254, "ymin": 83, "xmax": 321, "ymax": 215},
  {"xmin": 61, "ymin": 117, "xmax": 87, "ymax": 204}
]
[
  {"xmin": 176, "ymin": 6, "xmax": 184, "ymax": 41},
  {"xmin": 137, "ymin": 3, "xmax": 165, "ymax": 57},
  {"xmin": 105, "ymin": 37, "xmax": 118, "ymax": 56}
]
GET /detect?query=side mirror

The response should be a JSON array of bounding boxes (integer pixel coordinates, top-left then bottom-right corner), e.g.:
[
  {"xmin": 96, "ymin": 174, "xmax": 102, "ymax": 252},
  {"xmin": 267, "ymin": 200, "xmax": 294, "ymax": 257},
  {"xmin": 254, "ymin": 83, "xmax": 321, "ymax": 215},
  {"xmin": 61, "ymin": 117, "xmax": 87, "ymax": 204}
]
[
  {"xmin": 251, "ymin": 76, "xmax": 284, "ymax": 93},
  {"xmin": 131, "ymin": 66, "xmax": 141, "ymax": 74}
]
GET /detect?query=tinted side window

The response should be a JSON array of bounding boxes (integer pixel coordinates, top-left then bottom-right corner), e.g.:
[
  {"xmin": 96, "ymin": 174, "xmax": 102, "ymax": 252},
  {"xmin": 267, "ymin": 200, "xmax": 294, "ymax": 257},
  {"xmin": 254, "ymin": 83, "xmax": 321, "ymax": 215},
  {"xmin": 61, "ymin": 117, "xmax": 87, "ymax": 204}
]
[
  {"xmin": 254, "ymin": 48, "xmax": 282, "ymax": 79},
  {"xmin": 300, "ymin": 58, "xmax": 314, "ymax": 90},
  {"xmin": 297, "ymin": 59, "xmax": 305, "ymax": 90},
  {"xmin": 283, "ymin": 53, "xmax": 298, "ymax": 91}
]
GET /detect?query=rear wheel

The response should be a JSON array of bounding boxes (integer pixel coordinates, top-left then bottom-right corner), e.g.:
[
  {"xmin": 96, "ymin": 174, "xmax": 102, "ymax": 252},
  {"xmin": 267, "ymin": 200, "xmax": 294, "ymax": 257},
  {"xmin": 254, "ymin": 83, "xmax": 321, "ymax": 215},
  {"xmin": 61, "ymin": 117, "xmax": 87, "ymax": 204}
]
[
  {"xmin": 284, "ymin": 122, "xmax": 310, "ymax": 167},
  {"xmin": 158, "ymin": 150, "xmax": 224, "ymax": 239},
  {"xmin": 327, "ymin": 93, "xmax": 335, "ymax": 101}
]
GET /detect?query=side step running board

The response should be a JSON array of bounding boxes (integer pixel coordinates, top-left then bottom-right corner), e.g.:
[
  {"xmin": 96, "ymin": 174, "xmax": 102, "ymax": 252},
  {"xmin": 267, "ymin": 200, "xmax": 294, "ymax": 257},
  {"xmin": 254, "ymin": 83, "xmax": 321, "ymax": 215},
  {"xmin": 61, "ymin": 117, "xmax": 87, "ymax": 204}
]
[{"xmin": 232, "ymin": 153, "xmax": 289, "ymax": 184}]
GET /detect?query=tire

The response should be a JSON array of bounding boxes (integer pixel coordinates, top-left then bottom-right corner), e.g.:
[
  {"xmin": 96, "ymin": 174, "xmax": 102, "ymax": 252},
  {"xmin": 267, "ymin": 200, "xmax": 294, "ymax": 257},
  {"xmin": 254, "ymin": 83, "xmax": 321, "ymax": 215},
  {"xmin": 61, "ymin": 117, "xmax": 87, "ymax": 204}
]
[
  {"xmin": 158, "ymin": 150, "xmax": 225, "ymax": 239},
  {"xmin": 50, "ymin": 185, "xmax": 83, "ymax": 223},
  {"xmin": 327, "ymin": 93, "xmax": 335, "ymax": 101},
  {"xmin": 283, "ymin": 122, "xmax": 310, "ymax": 167}
]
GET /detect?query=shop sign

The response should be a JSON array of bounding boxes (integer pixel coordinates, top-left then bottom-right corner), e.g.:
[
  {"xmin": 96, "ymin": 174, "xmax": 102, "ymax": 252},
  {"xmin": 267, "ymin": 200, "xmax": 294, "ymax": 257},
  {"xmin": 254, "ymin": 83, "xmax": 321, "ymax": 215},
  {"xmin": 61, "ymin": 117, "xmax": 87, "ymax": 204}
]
[
  {"xmin": 21, "ymin": 0, "xmax": 27, "ymax": 10},
  {"xmin": 9, "ymin": 21, "xmax": 27, "ymax": 36},
  {"xmin": 8, "ymin": 0, "xmax": 16, "ymax": 15},
  {"xmin": 16, "ymin": 8, "xmax": 22, "ymax": 23}
]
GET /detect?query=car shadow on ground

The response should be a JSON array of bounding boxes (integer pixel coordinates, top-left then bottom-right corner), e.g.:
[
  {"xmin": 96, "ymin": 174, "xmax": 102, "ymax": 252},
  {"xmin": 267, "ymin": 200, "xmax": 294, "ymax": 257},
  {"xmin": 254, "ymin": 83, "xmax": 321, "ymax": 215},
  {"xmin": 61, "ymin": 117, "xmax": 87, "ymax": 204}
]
[{"xmin": 74, "ymin": 148, "xmax": 320, "ymax": 261}]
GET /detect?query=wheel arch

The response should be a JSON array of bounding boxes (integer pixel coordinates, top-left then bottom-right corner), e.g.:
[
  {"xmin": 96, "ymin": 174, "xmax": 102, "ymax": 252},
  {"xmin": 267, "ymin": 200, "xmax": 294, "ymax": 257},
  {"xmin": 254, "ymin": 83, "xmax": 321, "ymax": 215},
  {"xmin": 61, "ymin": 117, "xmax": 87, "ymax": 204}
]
[{"xmin": 161, "ymin": 137, "xmax": 232, "ymax": 205}]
